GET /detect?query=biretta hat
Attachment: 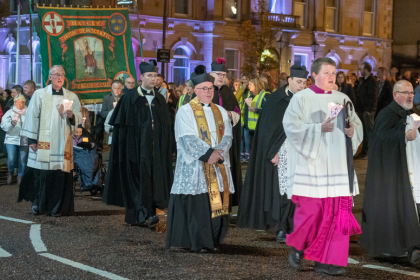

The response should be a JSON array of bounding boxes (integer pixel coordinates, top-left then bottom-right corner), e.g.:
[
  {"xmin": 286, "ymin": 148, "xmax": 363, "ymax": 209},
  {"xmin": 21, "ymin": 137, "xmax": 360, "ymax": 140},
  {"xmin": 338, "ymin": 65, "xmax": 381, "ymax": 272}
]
[
  {"xmin": 139, "ymin": 59, "xmax": 159, "ymax": 74},
  {"xmin": 290, "ymin": 64, "xmax": 309, "ymax": 78}
]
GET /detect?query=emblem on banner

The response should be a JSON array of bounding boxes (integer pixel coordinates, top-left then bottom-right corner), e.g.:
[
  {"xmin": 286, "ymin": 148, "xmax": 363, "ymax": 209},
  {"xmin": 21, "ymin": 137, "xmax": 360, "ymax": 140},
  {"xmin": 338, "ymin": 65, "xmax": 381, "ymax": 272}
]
[
  {"xmin": 109, "ymin": 13, "xmax": 127, "ymax": 36},
  {"xmin": 42, "ymin": 12, "xmax": 64, "ymax": 36}
]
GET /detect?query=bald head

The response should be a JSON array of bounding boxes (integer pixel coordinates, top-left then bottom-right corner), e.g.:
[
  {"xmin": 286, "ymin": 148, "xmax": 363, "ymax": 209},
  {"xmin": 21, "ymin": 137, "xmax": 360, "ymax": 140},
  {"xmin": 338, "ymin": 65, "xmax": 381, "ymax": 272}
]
[{"xmin": 393, "ymin": 80, "xmax": 414, "ymax": 110}]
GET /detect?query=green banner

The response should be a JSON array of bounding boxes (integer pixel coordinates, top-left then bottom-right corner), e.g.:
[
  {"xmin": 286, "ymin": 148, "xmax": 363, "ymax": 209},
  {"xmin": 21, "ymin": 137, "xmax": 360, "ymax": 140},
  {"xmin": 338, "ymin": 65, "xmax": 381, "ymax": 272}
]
[{"xmin": 37, "ymin": 6, "xmax": 136, "ymax": 101}]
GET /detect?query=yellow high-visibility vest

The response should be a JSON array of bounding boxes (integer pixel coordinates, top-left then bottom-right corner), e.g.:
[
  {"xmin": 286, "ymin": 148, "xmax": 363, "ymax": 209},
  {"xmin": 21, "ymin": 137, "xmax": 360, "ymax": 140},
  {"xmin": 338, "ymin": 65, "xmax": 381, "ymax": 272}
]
[{"xmin": 247, "ymin": 90, "xmax": 269, "ymax": 130}]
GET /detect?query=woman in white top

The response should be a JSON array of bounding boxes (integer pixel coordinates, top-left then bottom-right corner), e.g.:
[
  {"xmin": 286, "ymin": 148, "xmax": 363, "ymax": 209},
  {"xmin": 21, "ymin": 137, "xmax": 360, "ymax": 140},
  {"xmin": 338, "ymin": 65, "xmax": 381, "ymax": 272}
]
[{"xmin": 0, "ymin": 94, "xmax": 28, "ymax": 185}]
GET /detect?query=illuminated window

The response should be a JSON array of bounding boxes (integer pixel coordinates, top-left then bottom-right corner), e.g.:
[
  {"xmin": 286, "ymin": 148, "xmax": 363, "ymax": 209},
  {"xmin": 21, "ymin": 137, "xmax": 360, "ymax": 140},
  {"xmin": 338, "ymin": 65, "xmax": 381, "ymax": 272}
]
[
  {"xmin": 225, "ymin": 0, "xmax": 238, "ymax": 20},
  {"xmin": 33, "ymin": 43, "xmax": 42, "ymax": 86},
  {"xmin": 8, "ymin": 53, "xmax": 16, "ymax": 85},
  {"xmin": 325, "ymin": 0, "xmax": 338, "ymax": 32},
  {"xmin": 294, "ymin": 0, "xmax": 307, "ymax": 28},
  {"xmin": 173, "ymin": 48, "xmax": 189, "ymax": 86},
  {"xmin": 363, "ymin": 0, "xmax": 375, "ymax": 36}
]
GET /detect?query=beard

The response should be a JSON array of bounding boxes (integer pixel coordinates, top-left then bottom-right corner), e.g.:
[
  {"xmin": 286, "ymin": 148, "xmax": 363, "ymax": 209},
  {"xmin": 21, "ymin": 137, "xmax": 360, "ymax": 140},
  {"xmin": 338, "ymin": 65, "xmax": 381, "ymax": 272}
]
[{"xmin": 402, "ymin": 102, "xmax": 413, "ymax": 110}]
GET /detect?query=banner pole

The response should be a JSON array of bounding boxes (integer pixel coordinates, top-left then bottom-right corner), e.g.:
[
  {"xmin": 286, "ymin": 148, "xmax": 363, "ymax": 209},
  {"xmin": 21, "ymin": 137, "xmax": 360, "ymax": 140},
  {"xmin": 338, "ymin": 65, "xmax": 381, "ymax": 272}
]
[
  {"xmin": 15, "ymin": 1, "xmax": 21, "ymax": 85},
  {"xmin": 29, "ymin": 0, "xmax": 33, "ymax": 80},
  {"xmin": 135, "ymin": 0, "xmax": 144, "ymax": 62}
]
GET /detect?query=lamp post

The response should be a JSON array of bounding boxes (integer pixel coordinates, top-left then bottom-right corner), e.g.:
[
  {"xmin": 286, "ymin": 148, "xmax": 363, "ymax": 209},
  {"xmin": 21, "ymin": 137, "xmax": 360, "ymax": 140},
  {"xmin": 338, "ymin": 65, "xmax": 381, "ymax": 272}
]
[
  {"xmin": 276, "ymin": 37, "xmax": 286, "ymax": 82},
  {"xmin": 310, "ymin": 40, "xmax": 320, "ymax": 61}
]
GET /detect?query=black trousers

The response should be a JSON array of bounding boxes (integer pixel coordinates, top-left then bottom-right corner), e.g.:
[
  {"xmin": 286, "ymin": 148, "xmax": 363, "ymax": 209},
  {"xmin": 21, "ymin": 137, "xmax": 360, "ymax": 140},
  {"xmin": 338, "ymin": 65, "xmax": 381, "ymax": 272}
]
[{"xmin": 360, "ymin": 111, "xmax": 375, "ymax": 155}]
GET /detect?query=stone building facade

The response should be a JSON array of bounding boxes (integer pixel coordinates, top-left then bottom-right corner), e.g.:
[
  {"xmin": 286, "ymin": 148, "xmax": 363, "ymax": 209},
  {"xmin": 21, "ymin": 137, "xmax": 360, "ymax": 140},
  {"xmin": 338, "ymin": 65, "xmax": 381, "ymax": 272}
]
[{"xmin": 1, "ymin": 0, "xmax": 392, "ymax": 89}]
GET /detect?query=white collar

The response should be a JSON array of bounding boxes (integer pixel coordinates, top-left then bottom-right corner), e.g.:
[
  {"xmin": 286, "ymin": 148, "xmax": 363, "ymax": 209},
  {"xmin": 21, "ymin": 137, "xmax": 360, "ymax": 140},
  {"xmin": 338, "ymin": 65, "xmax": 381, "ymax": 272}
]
[{"xmin": 141, "ymin": 86, "xmax": 152, "ymax": 93}]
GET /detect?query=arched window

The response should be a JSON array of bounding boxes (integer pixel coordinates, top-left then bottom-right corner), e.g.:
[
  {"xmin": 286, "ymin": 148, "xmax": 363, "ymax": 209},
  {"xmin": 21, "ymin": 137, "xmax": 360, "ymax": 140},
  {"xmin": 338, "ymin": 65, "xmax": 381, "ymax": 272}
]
[{"xmin": 173, "ymin": 47, "xmax": 189, "ymax": 86}]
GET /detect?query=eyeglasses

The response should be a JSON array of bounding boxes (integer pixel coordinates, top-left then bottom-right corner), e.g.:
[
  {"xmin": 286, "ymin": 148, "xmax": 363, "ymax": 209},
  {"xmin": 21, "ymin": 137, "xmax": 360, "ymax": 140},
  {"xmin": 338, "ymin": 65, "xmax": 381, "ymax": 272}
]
[
  {"xmin": 51, "ymin": 74, "xmax": 65, "ymax": 78},
  {"xmin": 215, "ymin": 73, "xmax": 227, "ymax": 78},
  {"xmin": 126, "ymin": 82, "xmax": 135, "ymax": 84},
  {"xmin": 196, "ymin": 87, "xmax": 214, "ymax": 92},
  {"xmin": 396, "ymin": 91, "xmax": 415, "ymax": 96}
]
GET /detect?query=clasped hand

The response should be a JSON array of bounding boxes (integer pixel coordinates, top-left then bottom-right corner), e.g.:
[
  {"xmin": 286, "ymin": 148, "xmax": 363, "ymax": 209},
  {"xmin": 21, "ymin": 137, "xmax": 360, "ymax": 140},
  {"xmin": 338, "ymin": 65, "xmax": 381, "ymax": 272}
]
[{"xmin": 208, "ymin": 150, "xmax": 224, "ymax": 165}]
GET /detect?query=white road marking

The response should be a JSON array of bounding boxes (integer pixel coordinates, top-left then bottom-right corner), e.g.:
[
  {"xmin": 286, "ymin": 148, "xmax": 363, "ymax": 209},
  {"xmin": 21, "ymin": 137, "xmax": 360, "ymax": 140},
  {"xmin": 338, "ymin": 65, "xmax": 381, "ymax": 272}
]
[
  {"xmin": 40, "ymin": 253, "xmax": 130, "ymax": 280},
  {"xmin": 363, "ymin": 264, "xmax": 420, "ymax": 277},
  {"xmin": 0, "ymin": 215, "xmax": 34, "ymax": 224},
  {"xmin": 29, "ymin": 224, "xmax": 47, "ymax": 252},
  {"xmin": 348, "ymin": 257, "xmax": 359, "ymax": 264},
  {"xmin": 0, "ymin": 246, "xmax": 12, "ymax": 257}
]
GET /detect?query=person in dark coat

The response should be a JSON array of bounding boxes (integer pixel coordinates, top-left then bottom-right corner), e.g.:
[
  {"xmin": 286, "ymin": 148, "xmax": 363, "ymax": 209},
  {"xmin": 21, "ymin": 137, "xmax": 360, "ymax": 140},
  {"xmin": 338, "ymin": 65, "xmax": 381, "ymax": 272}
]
[
  {"xmin": 336, "ymin": 71, "xmax": 356, "ymax": 105},
  {"xmin": 210, "ymin": 58, "xmax": 242, "ymax": 206},
  {"xmin": 361, "ymin": 80, "xmax": 420, "ymax": 265},
  {"xmin": 375, "ymin": 67, "xmax": 394, "ymax": 117},
  {"xmin": 404, "ymin": 70, "xmax": 418, "ymax": 88},
  {"xmin": 355, "ymin": 62, "xmax": 379, "ymax": 159},
  {"xmin": 102, "ymin": 60, "xmax": 173, "ymax": 228},
  {"xmin": 101, "ymin": 80, "xmax": 124, "ymax": 120},
  {"xmin": 237, "ymin": 65, "xmax": 308, "ymax": 243}
]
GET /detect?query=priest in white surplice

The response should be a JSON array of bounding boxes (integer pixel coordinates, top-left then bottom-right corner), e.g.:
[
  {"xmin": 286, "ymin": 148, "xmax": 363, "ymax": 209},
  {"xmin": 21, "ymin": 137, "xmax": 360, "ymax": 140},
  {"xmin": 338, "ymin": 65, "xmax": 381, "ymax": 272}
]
[
  {"xmin": 284, "ymin": 58, "xmax": 363, "ymax": 276},
  {"xmin": 18, "ymin": 65, "xmax": 82, "ymax": 217},
  {"xmin": 166, "ymin": 65, "xmax": 234, "ymax": 252}
]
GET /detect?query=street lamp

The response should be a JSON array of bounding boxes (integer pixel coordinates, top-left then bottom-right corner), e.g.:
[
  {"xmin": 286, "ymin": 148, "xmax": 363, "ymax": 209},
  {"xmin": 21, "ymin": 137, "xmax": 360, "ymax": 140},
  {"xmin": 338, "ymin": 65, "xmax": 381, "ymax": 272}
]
[
  {"xmin": 310, "ymin": 40, "xmax": 320, "ymax": 61},
  {"xmin": 277, "ymin": 37, "xmax": 286, "ymax": 75}
]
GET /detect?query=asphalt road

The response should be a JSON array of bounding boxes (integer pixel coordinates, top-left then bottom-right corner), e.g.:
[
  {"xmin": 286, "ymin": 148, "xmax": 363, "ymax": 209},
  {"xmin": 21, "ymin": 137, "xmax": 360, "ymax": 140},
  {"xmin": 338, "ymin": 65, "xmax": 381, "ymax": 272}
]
[{"xmin": 0, "ymin": 155, "xmax": 419, "ymax": 280}]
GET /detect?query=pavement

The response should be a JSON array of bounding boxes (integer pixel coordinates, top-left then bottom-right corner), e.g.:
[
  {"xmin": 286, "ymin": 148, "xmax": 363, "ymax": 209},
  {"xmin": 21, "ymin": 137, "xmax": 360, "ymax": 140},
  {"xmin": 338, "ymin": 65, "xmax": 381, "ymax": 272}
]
[{"xmin": 0, "ymin": 151, "xmax": 420, "ymax": 279}]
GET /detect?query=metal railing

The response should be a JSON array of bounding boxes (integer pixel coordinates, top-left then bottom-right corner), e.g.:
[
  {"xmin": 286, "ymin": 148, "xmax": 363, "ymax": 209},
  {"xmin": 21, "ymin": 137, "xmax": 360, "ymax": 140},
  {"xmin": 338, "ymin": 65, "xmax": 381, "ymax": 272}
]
[{"xmin": 250, "ymin": 12, "xmax": 299, "ymax": 28}]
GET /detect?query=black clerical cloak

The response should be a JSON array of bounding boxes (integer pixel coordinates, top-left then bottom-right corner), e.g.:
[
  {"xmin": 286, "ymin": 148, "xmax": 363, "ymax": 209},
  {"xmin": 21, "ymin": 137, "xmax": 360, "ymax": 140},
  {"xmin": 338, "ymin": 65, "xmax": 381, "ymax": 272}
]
[
  {"xmin": 237, "ymin": 85, "xmax": 295, "ymax": 232},
  {"xmin": 102, "ymin": 88, "xmax": 173, "ymax": 220},
  {"xmin": 361, "ymin": 100, "xmax": 420, "ymax": 256},
  {"xmin": 212, "ymin": 85, "xmax": 242, "ymax": 205}
]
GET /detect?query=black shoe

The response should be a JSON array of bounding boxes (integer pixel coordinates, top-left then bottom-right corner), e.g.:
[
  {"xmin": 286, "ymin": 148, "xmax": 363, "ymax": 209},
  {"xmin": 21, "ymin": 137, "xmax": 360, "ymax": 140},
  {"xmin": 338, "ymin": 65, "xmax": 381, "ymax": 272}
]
[
  {"xmin": 288, "ymin": 247, "xmax": 303, "ymax": 269},
  {"xmin": 147, "ymin": 215, "xmax": 159, "ymax": 229},
  {"xmin": 276, "ymin": 231, "xmax": 286, "ymax": 243},
  {"xmin": 409, "ymin": 249, "xmax": 420, "ymax": 265},
  {"xmin": 314, "ymin": 262, "xmax": 346, "ymax": 275},
  {"xmin": 49, "ymin": 213, "xmax": 61, "ymax": 217},
  {"xmin": 31, "ymin": 205, "xmax": 39, "ymax": 215}
]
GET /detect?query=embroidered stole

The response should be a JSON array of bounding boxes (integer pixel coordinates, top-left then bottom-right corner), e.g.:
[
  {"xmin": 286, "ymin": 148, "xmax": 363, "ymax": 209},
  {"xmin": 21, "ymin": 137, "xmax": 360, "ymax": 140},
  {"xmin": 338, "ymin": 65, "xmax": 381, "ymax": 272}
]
[
  {"xmin": 190, "ymin": 97, "xmax": 230, "ymax": 218},
  {"xmin": 37, "ymin": 86, "xmax": 54, "ymax": 162}
]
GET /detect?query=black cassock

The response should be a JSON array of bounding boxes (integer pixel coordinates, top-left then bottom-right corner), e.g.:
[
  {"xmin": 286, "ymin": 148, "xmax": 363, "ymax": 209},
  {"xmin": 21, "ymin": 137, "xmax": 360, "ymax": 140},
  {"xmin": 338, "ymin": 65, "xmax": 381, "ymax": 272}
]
[
  {"xmin": 212, "ymin": 85, "xmax": 242, "ymax": 206},
  {"xmin": 361, "ymin": 100, "xmax": 420, "ymax": 256},
  {"xmin": 102, "ymin": 87, "xmax": 173, "ymax": 224},
  {"xmin": 237, "ymin": 85, "xmax": 295, "ymax": 232}
]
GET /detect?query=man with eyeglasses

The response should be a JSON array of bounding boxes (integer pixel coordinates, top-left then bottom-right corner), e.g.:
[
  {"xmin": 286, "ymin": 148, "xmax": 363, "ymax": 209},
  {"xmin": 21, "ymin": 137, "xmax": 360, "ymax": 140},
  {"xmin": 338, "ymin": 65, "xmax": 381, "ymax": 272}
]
[
  {"xmin": 166, "ymin": 64, "xmax": 233, "ymax": 252},
  {"xmin": 355, "ymin": 62, "xmax": 379, "ymax": 160},
  {"xmin": 210, "ymin": 58, "xmax": 242, "ymax": 207},
  {"xmin": 361, "ymin": 79, "xmax": 420, "ymax": 266},
  {"xmin": 18, "ymin": 65, "xmax": 83, "ymax": 217},
  {"xmin": 103, "ymin": 60, "xmax": 173, "ymax": 230},
  {"xmin": 284, "ymin": 58, "xmax": 363, "ymax": 275}
]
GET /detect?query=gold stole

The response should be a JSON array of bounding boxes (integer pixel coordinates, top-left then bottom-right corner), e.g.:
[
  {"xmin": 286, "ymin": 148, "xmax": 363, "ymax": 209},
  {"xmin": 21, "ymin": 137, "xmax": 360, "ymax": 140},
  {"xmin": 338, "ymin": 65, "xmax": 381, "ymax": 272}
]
[
  {"xmin": 37, "ymin": 86, "xmax": 54, "ymax": 162},
  {"xmin": 190, "ymin": 97, "xmax": 230, "ymax": 218}
]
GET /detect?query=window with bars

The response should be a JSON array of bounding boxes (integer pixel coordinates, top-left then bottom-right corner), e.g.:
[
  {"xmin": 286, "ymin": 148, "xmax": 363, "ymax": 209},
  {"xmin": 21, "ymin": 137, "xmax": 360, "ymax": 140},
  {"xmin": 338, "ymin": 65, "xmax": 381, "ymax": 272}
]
[
  {"xmin": 363, "ymin": 0, "xmax": 375, "ymax": 36},
  {"xmin": 325, "ymin": 0, "xmax": 338, "ymax": 32},
  {"xmin": 173, "ymin": 48, "xmax": 189, "ymax": 86}
]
